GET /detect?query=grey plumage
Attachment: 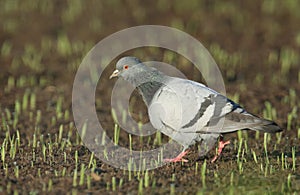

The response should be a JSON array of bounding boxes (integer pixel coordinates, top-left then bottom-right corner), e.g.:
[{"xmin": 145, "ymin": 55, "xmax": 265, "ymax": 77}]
[{"xmin": 110, "ymin": 56, "xmax": 282, "ymax": 158}]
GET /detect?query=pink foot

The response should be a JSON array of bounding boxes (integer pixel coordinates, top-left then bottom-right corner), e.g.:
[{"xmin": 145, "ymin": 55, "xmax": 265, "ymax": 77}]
[
  {"xmin": 164, "ymin": 150, "xmax": 189, "ymax": 163},
  {"xmin": 211, "ymin": 140, "xmax": 230, "ymax": 163}
]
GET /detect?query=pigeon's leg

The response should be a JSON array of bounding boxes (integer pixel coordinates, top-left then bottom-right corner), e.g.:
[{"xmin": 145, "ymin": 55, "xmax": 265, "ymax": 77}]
[
  {"xmin": 196, "ymin": 134, "xmax": 219, "ymax": 161},
  {"xmin": 164, "ymin": 150, "xmax": 189, "ymax": 163},
  {"xmin": 211, "ymin": 139, "xmax": 230, "ymax": 163}
]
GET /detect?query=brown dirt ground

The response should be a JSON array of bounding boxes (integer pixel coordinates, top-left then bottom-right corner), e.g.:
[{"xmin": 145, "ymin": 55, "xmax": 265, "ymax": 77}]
[{"xmin": 0, "ymin": 1, "xmax": 300, "ymax": 194}]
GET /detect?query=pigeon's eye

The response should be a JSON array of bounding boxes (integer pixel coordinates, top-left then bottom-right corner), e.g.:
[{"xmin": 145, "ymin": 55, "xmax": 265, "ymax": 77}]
[{"xmin": 123, "ymin": 65, "xmax": 129, "ymax": 70}]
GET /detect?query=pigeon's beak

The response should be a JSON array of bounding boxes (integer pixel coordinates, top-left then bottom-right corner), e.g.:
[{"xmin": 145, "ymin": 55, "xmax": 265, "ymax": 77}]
[{"xmin": 109, "ymin": 69, "xmax": 119, "ymax": 79}]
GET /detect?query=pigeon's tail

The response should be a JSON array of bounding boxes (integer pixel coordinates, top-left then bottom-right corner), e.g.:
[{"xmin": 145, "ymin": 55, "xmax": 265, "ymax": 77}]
[
  {"xmin": 201, "ymin": 111, "xmax": 283, "ymax": 134},
  {"xmin": 222, "ymin": 111, "xmax": 283, "ymax": 133},
  {"xmin": 249, "ymin": 118, "xmax": 282, "ymax": 133}
]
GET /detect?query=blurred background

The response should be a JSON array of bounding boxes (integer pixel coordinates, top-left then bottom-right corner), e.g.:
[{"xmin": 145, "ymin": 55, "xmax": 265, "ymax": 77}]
[{"xmin": 0, "ymin": 0, "xmax": 299, "ymax": 194}]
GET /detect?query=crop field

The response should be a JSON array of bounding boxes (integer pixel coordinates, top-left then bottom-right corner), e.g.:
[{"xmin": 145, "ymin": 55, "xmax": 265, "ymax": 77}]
[{"xmin": 0, "ymin": 0, "xmax": 300, "ymax": 194}]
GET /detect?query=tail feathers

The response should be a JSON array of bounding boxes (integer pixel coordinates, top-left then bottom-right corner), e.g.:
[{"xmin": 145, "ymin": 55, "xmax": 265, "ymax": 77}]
[
  {"xmin": 200, "ymin": 111, "xmax": 283, "ymax": 134},
  {"xmin": 250, "ymin": 119, "xmax": 282, "ymax": 133}
]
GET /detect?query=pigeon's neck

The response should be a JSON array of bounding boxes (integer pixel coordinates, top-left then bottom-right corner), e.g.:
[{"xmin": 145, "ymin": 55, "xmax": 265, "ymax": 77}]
[
  {"xmin": 137, "ymin": 80, "xmax": 164, "ymax": 106},
  {"xmin": 130, "ymin": 69, "xmax": 167, "ymax": 106}
]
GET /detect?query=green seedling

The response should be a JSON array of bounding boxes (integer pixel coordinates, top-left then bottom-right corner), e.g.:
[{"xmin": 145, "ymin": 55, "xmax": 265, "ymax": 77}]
[
  {"xmin": 263, "ymin": 101, "xmax": 277, "ymax": 120},
  {"xmin": 79, "ymin": 164, "xmax": 85, "ymax": 186},
  {"xmin": 114, "ymin": 124, "xmax": 120, "ymax": 146},
  {"xmin": 276, "ymin": 132, "xmax": 282, "ymax": 144},
  {"xmin": 81, "ymin": 121, "xmax": 87, "ymax": 141},
  {"xmin": 51, "ymin": 116, "xmax": 56, "ymax": 127},
  {"xmin": 22, "ymin": 89, "xmax": 30, "ymax": 111},
  {"xmin": 75, "ymin": 150, "xmax": 78, "ymax": 168},
  {"xmin": 118, "ymin": 178, "xmax": 124, "ymax": 189},
  {"xmin": 48, "ymin": 179, "xmax": 53, "ymax": 192},
  {"xmin": 30, "ymin": 92, "xmax": 36, "ymax": 110},
  {"xmin": 32, "ymin": 134, "xmax": 36, "ymax": 148},
  {"xmin": 237, "ymin": 138, "xmax": 243, "ymax": 161},
  {"xmin": 128, "ymin": 159, "xmax": 132, "ymax": 180},
  {"xmin": 251, "ymin": 149, "xmax": 258, "ymax": 164},
  {"xmin": 171, "ymin": 173, "xmax": 175, "ymax": 182},
  {"xmin": 244, "ymin": 139, "xmax": 248, "ymax": 154},
  {"xmin": 56, "ymin": 96, "xmax": 63, "ymax": 119},
  {"xmin": 57, "ymin": 33, "xmax": 72, "ymax": 56},
  {"xmin": 230, "ymin": 172, "xmax": 234, "ymax": 186},
  {"xmin": 64, "ymin": 110, "xmax": 70, "ymax": 121},
  {"xmin": 61, "ymin": 0, "xmax": 83, "ymax": 24},
  {"xmin": 238, "ymin": 149, "xmax": 245, "ymax": 174},
  {"xmin": 87, "ymin": 174, "xmax": 91, "ymax": 189},
  {"xmin": 292, "ymin": 147, "xmax": 296, "ymax": 171},
  {"xmin": 280, "ymin": 47, "xmax": 299, "ymax": 75},
  {"xmin": 36, "ymin": 110, "xmax": 41, "ymax": 125},
  {"xmin": 163, "ymin": 50, "xmax": 176, "ymax": 64},
  {"xmin": 5, "ymin": 108, "xmax": 11, "ymax": 122},
  {"xmin": 281, "ymin": 152, "xmax": 286, "ymax": 170},
  {"xmin": 138, "ymin": 177, "xmax": 143, "ymax": 195},
  {"xmin": 264, "ymin": 133, "xmax": 269, "ymax": 165},
  {"xmin": 111, "ymin": 109, "xmax": 118, "ymax": 123},
  {"xmin": 6, "ymin": 76, "xmax": 15, "ymax": 92},
  {"xmin": 9, "ymin": 141, "xmax": 16, "ymax": 160},
  {"xmin": 209, "ymin": 43, "xmax": 241, "ymax": 80},
  {"xmin": 32, "ymin": 149, "xmax": 36, "ymax": 162},
  {"xmin": 144, "ymin": 170, "xmax": 149, "ymax": 188},
  {"xmin": 22, "ymin": 45, "xmax": 43, "ymax": 72},
  {"xmin": 16, "ymin": 76, "xmax": 26, "ymax": 88},
  {"xmin": 62, "ymin": 167, "xmax": 66, "ymax": 177},
  {"xmin": 128, "ymin": 134, "xmax": 132, "ymax": 154},
  {"xmin": 170, "ymin": 184, "xmax": 175, "ymax": 195},
  {"xmin": 287, "ymin": 107, "xmax": 297, "ymax": 131},
  {"xmin": 154, "ymin": 131, "xmax": 162, "ymax": 146},
  {"xmin": 201, "ymin": 160, "xmax": 207, "ymax": 187},
  {"xmin": 288, "ymin": 89, "xmax": 296, "ymax": 106},
  {"xmin": 287, "ymin": 173, "xmax": 292, "ymax": 190},
  {"xmin": 42, "ymin": 144, "xmax": 46, "ymax": 161},
  {"xmin": 262, "ymin": 0, "xmax": 277, "ymax": 13},
  {"xmin": 15, "ymin": 99, "xmax": 21, "ymax": 116},
  {"xmin": 58, "ymin": 125, "xmax": 63, "ymax": 143},
  {"xmin": 1, "ymin": 40, "xmax": 12, "ymax": 57},
  {"xmin": 73, "ymin": 168, "xmax": 78, "ymax": 187},
  {"xmin": 1, "ymin": 139, "xmax": 6, "ymax": 165},
  {"xmin": 112, "ymin": 177, "xmax": 116, "ymax": 191},
  {"xmin": 106, "ymin": 181, "xmax": 110, "ymax": 191},
  {"xmin": 88, "ymin": 152, "xmax": 94, "ymax": 169},
  {"xmin": 37, "ymin": 168, "xmax": 41, "ymax": 178},
  {"xmin": 103, "ymin": 148, "xmax": 108, "ymax": 160},
  {"xmin": 195, "ymin": 162, "xmax": 199, "ymax": 174},
  {"xmin": 101, "ymin": 131, "xmax": 106, "ymax": 145},
  {"xmin": 14, "ymin": 165, "xmax": 19, "ymax": 178},
  {"xmin": 237, "ymin": 130, "xmax": 242, "ymax": 141},
  {"xmin": 75, "ymin": 131, "xmax": 81, "ymax": 145},
  {"xmin": 39, "ymin": 77, "xmax": 48, "ymax": 87}
]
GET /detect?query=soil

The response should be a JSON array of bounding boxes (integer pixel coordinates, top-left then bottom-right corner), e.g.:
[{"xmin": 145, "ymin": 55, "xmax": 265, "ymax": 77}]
[{"xmin": 0, "ymin": 1, "xmax": 300, "ymax": 194}]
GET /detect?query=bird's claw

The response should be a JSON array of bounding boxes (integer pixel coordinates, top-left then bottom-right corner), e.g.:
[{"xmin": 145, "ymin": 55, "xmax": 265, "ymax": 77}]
[
  {"xmin": 164, "ymin": 150, "xmax": 189, "ymax": 163},
  {"xmin": 211, "ymin": 140, "xmax": 230, "ymax": 163}
]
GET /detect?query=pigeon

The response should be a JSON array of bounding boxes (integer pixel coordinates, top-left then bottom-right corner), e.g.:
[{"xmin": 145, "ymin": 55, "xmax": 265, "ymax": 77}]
[{"xmin": 110, "ymin": 56, "xmax": 282, "ymax": 163}]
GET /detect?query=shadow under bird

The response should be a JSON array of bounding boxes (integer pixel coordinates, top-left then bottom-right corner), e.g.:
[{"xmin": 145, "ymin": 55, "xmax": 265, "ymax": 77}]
[{"xmin": 110, "ymin": 56, "xmax": 282, "ymax": 163}]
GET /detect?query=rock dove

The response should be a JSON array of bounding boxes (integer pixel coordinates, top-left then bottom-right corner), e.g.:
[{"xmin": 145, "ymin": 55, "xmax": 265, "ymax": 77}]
[{"xmin": 110, "ymin": 56, "xmax": 282, "ymax": 163}]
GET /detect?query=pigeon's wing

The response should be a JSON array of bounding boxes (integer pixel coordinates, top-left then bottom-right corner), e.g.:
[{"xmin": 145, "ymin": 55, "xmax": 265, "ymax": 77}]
[
  {"xmin": 149, "ymin": 77, "xmax": 282, "ymax": 134},
  {"xmin": 148, "ymin": 78, "xmax": 226, "ymax": 133}
]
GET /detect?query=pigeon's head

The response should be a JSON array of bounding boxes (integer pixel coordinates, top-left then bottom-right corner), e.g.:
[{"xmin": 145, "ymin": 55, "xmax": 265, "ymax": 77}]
[{"xmin": 109, "ymin": 56, "xmax": 143, "ymax": 79}]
